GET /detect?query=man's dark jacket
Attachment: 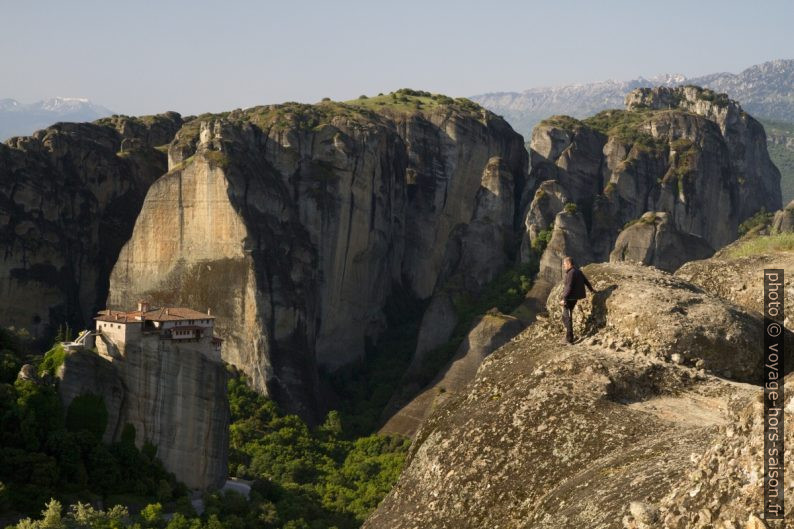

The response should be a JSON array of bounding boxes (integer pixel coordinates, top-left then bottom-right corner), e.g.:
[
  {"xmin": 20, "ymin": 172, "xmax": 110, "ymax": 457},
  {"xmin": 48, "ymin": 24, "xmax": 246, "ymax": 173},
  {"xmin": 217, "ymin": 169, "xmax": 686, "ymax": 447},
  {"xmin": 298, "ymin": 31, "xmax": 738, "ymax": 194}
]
[{"xmin": 561, "ymin": 266, "xmax": 594, "ymax": 300}]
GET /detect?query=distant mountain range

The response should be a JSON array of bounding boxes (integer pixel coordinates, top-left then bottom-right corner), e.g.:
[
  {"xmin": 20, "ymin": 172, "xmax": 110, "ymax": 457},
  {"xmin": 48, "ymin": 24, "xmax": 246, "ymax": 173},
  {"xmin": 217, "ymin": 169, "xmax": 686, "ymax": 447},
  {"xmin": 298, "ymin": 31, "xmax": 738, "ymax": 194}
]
[
  {"xmin": 471, "ymin": 59, "xmax": 794, "ymax": 137},
  {"xmin": 0, "ymin": 97, "xmax": 113, "ymax": 140}
]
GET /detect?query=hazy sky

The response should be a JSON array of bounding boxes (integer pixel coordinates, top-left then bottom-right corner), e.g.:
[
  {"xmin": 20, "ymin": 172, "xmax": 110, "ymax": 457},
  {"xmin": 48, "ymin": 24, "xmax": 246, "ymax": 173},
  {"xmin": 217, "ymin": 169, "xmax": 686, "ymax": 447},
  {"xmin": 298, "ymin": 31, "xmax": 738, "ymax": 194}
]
[{"xmin": 1, "ymin": 0, "xmax": 792, "ymax": 116}]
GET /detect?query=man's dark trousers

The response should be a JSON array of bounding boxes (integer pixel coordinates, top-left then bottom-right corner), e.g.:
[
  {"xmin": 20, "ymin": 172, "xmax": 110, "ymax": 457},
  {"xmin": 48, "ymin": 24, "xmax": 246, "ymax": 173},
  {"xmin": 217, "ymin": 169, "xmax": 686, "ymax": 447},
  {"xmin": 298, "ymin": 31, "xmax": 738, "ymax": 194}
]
[{"xmin": 562, "ymin": 298, "xmax": 577, "ymax": 343}]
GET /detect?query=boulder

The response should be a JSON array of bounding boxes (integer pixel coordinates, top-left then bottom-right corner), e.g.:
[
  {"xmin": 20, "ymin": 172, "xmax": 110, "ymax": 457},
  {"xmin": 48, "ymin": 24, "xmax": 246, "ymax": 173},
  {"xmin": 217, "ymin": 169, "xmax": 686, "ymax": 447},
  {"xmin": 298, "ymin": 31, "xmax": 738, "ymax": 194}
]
[
  {"xmin": 609, "ymin": 211, "xmax": 714, "ymax": 272},
  {"xmin": 546, "ymin": 262, "xmax": 768, "ymax": 381}
]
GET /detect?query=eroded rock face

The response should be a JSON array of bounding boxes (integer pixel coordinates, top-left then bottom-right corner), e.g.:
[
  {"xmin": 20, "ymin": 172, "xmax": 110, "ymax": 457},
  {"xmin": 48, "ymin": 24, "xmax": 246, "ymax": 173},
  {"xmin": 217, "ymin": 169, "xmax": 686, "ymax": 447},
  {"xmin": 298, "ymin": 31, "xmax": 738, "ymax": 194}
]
[
  {"xmin": 675, "ymin": 247, "xmax": 794, "ymax": 329},
  {"xmin": 57, "ymin": 349, "xmax": 125, "ymax": 444},
  {"xmin": 609, "ymin": 211, "xmax": 714, "ymax": 272},
  {"xmin": 363, "ymin": 260, "xmax": 791, "ymax": 528},
  {"xmin": 108, "ymin": 101, "xmax": 527, "ymax": 421},
  {"xmin": 626, "ymin": 86, "xmax": 781, "ymax": 223},
  {"xmin": 522, "ymin": 86, "xmax": 780, "ymax": 273},
  {"xmin": 639, "ymin": 374, "xmax": 794, "ymax": 529},
  {"xmin": 533, "ymin": 208, "xmax": 594, "ymax": 302},
  {"xmin": 546, "ymin": 262, "xmax": 766, "ymax": 381},
  {"xmin": 0, "ymin": 114, "xmax": 182, "ymax": 342},
  {"xmin": 58, "ymin": 341, "xmax": 229, "ymax": 490},
  {"xmin": 519, "ymin": 179, "xmax": 570, "ymax": 262}
]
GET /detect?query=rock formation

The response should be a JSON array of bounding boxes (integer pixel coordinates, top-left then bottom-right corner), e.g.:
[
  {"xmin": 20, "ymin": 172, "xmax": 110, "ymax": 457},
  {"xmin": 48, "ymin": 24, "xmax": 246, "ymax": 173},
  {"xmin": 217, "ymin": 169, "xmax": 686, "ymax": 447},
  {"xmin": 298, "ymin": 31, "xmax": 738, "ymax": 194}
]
[
  {"xmin": 364, "ymin": 256, "xmax": 794, "ymax": 528},
  {"xmin": 106, "ymin": 95, "xmax": 528, "ymax": 421},
  {"xmin": 520, "ymin": 85, "xmax": 780, "ymax": 306},
  {"xmin": 518, "ymin": 179, "xmax": 569, "ymax": 262},
  {"xmin": 675, "ymin": 239, "xmax": 794, "ymax": 329},
  {"xmin": 609, "ymin": 211, "xmax": 714, "ymax": 272},
  {"xmin": 771, "ymin": 199, "xmax": 794, "ymax": 233},
  {"xmin": 57, "ymin": 340, "xmax": 229, "ymax": 490},
  {"xmin": 0, "ymin": 113, "xmax": 182, "ymax": 342},
  {"xmin": 536, "ymin": 207, "xmax": 594, "ymax": 287}
]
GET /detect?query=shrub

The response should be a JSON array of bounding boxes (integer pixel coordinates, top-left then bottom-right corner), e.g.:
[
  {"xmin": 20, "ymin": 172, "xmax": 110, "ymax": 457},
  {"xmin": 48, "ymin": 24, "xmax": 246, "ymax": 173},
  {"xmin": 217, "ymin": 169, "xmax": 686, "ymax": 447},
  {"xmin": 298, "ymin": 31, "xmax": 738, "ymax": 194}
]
[
  {"xmin": 39, "ymin": 343, "xmax": 66, "ymax": 375},
  {"xmin": 531, "ymin": 225, "xmax": 554, "ymax": 254},
  {"xmin": 563, "ymin": 202, "xmax": 577, "ymax": 214},
  {"xmin": 738, "ymin": 207, "xmax": 773, "ymax": 236}
]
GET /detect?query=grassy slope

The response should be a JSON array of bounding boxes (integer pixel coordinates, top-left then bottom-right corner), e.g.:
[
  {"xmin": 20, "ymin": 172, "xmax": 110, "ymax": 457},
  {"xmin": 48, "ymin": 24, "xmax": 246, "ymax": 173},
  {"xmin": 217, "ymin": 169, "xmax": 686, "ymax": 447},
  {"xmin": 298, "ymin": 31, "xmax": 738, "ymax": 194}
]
[{"xmin": 725, "ymin": 232, "xmax": 794, "ymax": 258}]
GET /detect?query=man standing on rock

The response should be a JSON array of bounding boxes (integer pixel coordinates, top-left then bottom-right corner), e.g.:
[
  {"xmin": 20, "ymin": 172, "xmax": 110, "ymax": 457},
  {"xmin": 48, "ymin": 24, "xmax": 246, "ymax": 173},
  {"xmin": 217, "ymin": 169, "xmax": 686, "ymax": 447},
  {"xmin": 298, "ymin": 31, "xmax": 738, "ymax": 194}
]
[{"xmin": 559, "ymin": 256, "xmax": 595, "ymax": 344}]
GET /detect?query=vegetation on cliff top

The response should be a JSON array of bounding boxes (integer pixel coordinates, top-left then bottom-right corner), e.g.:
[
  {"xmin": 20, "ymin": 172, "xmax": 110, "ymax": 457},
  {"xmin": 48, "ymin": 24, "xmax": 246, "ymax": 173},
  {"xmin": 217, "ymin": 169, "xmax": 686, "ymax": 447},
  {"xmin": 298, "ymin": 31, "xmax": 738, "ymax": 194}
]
[
  {"xmin": 583, "ymin": 109, "xmax": 667, "ymax": 150},
  {"xmin": 172, "ymin": 88, "xmax": 489, "ymax": 152},
  {"xmin": 343, "ymin": 88, "xmax": 483, "ymax": 115},
  {"xmin": 539, "ymin": 108, "xmax": 684, "ymax": 152},
  {"xmin": 537, "ymin": 114, "xmax": 584, "ymax": 131},
  {"xmin": 726, "ymin": 231, "xmax": 794, "ymax": 258}
]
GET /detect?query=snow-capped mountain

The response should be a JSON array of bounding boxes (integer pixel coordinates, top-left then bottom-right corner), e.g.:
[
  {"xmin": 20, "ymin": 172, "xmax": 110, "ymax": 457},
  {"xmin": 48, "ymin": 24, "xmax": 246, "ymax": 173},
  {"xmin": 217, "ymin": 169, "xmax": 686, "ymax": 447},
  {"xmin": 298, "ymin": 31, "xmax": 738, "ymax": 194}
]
[
  {"xmin": 471, "ymin": 59, "xmax": 794, "ymax": 137},
  {"xmin": 0, "ymin": 97, "xmax": 114, "ymax": 141}
]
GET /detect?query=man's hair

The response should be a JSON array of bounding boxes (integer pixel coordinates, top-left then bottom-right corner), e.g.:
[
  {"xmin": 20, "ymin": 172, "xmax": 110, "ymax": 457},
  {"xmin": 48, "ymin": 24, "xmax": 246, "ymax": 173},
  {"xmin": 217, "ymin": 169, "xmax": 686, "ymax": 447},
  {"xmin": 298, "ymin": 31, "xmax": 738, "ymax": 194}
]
[{"xmin": 563, "ymin": 256, "xmax": 575, "ymax": 266}]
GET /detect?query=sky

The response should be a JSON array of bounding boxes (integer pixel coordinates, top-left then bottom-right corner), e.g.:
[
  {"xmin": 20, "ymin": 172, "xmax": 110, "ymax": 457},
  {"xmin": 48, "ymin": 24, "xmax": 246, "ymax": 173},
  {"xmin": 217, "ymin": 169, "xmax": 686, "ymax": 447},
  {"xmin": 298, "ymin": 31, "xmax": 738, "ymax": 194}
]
[{"xmin": 1, "ymin": 0, "xmax": 792, "ymax": 116}]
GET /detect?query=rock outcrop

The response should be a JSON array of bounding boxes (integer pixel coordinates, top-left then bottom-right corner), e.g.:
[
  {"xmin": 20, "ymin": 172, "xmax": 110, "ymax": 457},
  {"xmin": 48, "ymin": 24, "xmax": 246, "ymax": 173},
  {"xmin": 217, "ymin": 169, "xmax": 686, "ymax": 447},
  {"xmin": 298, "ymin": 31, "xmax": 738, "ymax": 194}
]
[
  {"xmin": 518, "ymin": 179, "xmax": 569, "ymax": 262},
  {"xmin": 675, "ymin": 241, "xmax": 794, "ymax": 329},
  {"xmin": 363, "ymin": 257, "xmax": 794, "ymax": 528},
  {"xmin": 57, "ymin": 340, "xmax": 229, "ymax": 490},
  {"xmin": 536, "ymin": 207, "xmax": 594, "ymax": 288},
  {"xmin": 609, "ymin": 211, "xmax": 714, "ymax": 272},
  {"xmin": 107, "ymin": 95, "xmax": 528, "ymax": 421},
  {"xmin": 544, "ymin": 263, "xmax": 766, "ymax": 381},
  {"xmin": 771, "ymin": 199, "xmax": 794, "ymax": 233},
  {"xmin": 0, "ymin": 113, "xmax": 182, "ymax": 342},
  {"xmin": 519, "ymin": 85, "xmax": 781, "ymax": 306}
]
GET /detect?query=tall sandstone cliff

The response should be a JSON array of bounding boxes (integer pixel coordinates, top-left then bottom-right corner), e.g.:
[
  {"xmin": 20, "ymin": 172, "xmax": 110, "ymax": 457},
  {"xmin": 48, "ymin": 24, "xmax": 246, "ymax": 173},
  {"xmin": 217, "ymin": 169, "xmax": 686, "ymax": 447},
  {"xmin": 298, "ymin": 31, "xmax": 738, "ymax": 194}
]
[
  {"xmin": 377, "ymin": 86, "xmax": 784, "ymax": 439},
  {"xmin": 107, "ymin": 96, "xmax": 528, "ymax": 422},
  {"xmin": 521, "ymin": 86, "xmax": 781, "ymax": 301},
  {"xmin": 57, "ymin": 338, "xmax": 229, "ymax": 490},
  {"xmin": 0, "ymin": 113, "xmax": 183, "ymax": 341}
]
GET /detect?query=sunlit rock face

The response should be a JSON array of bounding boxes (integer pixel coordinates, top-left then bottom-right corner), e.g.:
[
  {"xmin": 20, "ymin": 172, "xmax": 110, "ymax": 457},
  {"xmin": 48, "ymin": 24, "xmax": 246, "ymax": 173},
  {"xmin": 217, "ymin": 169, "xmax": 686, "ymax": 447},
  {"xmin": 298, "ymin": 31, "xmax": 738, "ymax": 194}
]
[{"xmin": 108, "ymin": 100, "xmax": 528, "ymax": 422}]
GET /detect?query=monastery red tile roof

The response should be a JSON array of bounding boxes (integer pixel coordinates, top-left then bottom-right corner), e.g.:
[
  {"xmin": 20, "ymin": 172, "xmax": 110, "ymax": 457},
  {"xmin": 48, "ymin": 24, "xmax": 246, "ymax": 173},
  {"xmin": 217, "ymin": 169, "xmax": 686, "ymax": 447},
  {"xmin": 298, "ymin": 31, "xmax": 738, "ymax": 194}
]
[{"xmin": 95, "ymin": 306, "xmax": 215, "ymax": 323}]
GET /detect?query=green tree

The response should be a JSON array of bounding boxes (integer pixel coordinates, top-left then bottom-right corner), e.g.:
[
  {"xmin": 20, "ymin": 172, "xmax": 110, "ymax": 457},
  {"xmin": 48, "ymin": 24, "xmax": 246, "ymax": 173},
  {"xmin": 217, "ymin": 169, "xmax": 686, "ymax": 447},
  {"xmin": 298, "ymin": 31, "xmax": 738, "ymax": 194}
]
[
  {"xmin": 38, "ymin": 499, "xmax": 64, "ymax": 529},
  {"xmin": 140, "ymin": 503, "xmax": 163, "ymax": 527}
]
